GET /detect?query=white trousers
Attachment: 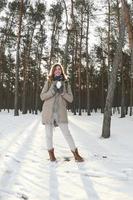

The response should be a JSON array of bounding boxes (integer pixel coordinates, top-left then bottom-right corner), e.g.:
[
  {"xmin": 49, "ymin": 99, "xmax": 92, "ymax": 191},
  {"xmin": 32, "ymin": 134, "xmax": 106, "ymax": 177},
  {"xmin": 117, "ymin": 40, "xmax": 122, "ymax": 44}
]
[{"xmin": 45, "ymin": 123, "xmax": 76, "ymax": 151}]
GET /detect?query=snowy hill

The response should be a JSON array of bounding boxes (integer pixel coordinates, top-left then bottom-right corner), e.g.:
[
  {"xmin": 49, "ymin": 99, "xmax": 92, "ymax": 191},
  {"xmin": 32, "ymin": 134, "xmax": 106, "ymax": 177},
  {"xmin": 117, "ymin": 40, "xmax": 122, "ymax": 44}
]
[{"xmin": 0, "ymin": 110, "xmax": 133, "ymax": 200}]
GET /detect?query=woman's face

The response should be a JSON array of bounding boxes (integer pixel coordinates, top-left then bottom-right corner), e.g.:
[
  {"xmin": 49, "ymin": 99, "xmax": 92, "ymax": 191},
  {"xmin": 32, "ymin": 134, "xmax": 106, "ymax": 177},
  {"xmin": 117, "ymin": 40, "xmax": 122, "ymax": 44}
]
[{"xmin": 54, "ymin": 65, "xmax": 62, "ymax": 77}]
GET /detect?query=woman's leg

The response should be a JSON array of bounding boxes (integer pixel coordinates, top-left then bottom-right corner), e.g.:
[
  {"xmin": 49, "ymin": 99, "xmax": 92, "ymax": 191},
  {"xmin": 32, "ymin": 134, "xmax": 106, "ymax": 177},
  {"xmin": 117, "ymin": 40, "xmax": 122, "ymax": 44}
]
[
  {"xmin": 59, "ymin": 123, "xmax": 84, "ymax": 162},
  {"xmin": 45, "ymin": 124, "xmax": 54, "ymax": 150},
  {"xmin": 45, "ymin": 124, "xmax": 56, "ymax": 161},
  {"xmin": 58, "ymin": 123, "xmax": 76, "ymax": 151}
]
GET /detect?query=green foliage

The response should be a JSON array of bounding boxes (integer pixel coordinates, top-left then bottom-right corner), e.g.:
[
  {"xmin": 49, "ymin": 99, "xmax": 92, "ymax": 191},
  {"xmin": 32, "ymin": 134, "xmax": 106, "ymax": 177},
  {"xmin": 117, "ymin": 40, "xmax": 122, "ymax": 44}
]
[
  {"xmin": 48, "ymin": 2, "xmax": 63, "ymax": 23},
  {"xmin": 28, "ymin": 2, "xmax": 46, "ymax": 22},
  {"xmin": 0, "ymin": 0, "xmax": 7, "ymax": 11},
  {"xmin": 8, "ymin": 1, "xmax": 20, "ymax": 13}
]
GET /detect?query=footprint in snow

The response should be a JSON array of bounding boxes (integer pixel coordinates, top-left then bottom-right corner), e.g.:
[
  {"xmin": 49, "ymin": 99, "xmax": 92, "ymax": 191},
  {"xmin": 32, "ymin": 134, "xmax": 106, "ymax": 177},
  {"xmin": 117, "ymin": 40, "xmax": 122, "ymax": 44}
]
[
  {"xmin": 94, "ymin": 154, "xmax": 108, "ymax": 159},
  {"xmin": 122, "ymin": 168, "xmax": 133, "ymax": 178},
  {"xmin": 17, "ymin": 193, "xmax": 28, "ymax": 200}
]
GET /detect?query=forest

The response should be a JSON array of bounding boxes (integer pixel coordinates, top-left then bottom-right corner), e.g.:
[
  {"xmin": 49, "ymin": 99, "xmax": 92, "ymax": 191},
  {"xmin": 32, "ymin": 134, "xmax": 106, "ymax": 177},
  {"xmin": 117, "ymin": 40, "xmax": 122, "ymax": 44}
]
[{"xmin": 0, "ymin": 0, "xmax": 133, "ymax": 137}]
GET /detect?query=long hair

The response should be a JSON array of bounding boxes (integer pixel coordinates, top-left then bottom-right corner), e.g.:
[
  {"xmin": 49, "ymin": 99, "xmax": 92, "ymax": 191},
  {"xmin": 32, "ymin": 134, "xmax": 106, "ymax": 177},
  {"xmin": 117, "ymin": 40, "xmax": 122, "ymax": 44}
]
[{"xmin": 47, "ymin": 63, "xmax": 67, "ymax": 81}]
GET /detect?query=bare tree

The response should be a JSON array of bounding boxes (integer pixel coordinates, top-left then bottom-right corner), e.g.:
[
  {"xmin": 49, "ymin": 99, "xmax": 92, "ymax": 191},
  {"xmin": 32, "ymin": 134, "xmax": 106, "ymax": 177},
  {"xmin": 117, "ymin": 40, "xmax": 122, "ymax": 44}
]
[
  {"xmin": 101, "ymin": 9, "xmax": 125, "ymax": 138},
  {"xmin": 85, "ymin": 1, "xmax": 91, "ymax": 115},
  {"xmin": 14, "ymin": 0, "xmax": 24, "ymax": 116}
]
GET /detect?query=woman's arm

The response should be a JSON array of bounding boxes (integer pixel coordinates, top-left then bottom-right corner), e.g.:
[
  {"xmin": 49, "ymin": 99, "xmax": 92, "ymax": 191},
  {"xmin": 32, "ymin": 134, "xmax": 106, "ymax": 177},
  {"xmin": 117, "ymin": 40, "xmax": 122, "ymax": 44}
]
[
  {"xmin": 61, "ymin": 82, "xmax": 73, "ymax": 103},
  {"xmin": 40, "ymin": 80, "xmax": 55, "ymax": 101}
]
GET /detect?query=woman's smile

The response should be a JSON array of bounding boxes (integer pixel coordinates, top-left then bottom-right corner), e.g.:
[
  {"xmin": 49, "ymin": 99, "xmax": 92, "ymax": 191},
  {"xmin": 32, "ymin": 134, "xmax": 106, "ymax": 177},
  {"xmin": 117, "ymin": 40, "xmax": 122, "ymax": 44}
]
[{"xmin": 54, "ymin": 66, "xmax": 62, "ymax": 76}]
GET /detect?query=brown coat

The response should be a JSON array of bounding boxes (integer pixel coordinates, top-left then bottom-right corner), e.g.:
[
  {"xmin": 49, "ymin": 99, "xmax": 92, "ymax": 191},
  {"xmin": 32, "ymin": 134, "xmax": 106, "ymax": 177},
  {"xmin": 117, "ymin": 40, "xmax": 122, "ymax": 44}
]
[{"xmin": 40, "ymin": 80, "xmax": 73, "ymax": 125}]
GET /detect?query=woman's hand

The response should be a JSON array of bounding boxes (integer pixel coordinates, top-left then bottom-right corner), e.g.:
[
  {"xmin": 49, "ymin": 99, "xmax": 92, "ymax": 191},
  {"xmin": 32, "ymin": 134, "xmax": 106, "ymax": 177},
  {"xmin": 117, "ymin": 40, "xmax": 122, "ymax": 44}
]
[
  {"xmin": 52, "ymin": 81, "xmax": 64, "ymax": 94},
  {"xmin": 57, "ymin": 83, "xmax": 64, "ymax": 94},
  {"xmin": 53, "ymin": 81, "xmax": 58, "ymax": 93}
]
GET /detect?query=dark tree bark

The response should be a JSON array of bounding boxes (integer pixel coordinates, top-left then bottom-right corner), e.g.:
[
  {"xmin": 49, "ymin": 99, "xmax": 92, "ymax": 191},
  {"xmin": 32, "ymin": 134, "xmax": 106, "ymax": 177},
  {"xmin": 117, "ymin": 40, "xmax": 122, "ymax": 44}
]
[
  {"xmin": 71, "ymin": 30, "xmax": 77, "ymax": 115},
  {"xmin": 102, "ymin": 11, "xmax": 125, "ymax": 138},
  {"xmin": 100, "ymin": 38, "xmax": 106, "ymax": 113},
  {"xmin": 0, "ymin": 45, "xmax": 2, "ymax": 111},
  {"xmin": 22, "ymin": 21, "xmax": 36, "ymax": 114},
  {"xmin": 49, "ymin": 16, "xmax": 56, "ymax": 67},
  {"xmin": 121, "ymin": 61, "xmax": 126, "ymax": 117},
  {"xmin": 78, "ymin": 7, "xmax": 83, "ymax": 116},
  {"xmin": 35, "ymin": 47, "xmax": 43, "ymax": 115},
  {"xmin": 14, "ymin": 0, "xmax": 23, "ymax": 116},
  {"xmin": 121, "ymin": 0, "xmax": 133, "ymax": 116},
  {"xmin": 62, "ymin": 0, "xmax": 69, "ymax": 71},
  {"xmin": 107, "ymin": 0, "xmax": 111, "ymax": 83},
  {"xmin": 86, "ymin": 3, "xmax": 91, "ymax": 116}
]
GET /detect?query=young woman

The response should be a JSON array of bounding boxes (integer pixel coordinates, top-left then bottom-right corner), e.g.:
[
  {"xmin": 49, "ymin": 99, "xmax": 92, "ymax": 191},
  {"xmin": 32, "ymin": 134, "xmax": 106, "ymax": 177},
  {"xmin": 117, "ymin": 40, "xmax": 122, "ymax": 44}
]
[{"xmin": 40, "ymin": 63, "xmax": 84, "ymax": 162}]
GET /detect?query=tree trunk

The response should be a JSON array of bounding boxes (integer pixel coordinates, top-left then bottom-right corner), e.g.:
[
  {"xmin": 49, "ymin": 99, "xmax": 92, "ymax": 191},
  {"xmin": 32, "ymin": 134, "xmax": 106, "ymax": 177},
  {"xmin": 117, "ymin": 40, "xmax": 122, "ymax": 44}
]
[
  {"xmin": 101, "ymin": 65, "xmax": 104, "ymax": 113},
  {"xmin": 100, "ymin": 38, "xmax": 106, "ymax": 113},
  {"xmin": 35, "ymin": 68, "xmax": 40, "ymax": 115},
  {"xmin": 120, "ymin": 61, "xmax": 126, "ymax": 117},
  {"xmin": 22, "ymin": 22, "xmax": 36, "ymax": 114},
  {"xmin": 86, "ymin": 4, "xmax": 91, "ymax": 116},
  {"xmin": 62, "ymin": 0, "xmax": 69, "ymax": 71},
  {"xmin": 121, "ymin": 0, "xmax": 133, "ymax": 116},
  {"xmin": 49, "ymin": 16, "xmax": 56, "ymax": 67},
  {"xmin": 101, "ymin": 11, "xmax": 125, "ymax": 138},
  {"xmin": 107, "ymin": 0, "xmax": 111, "ymax": 83},
  {"xmin": 78, "ymin": 8, "xmax": 83, "ymax": 116},
  {"xmin": 71, "ymin": 30, "xmax": 77, "ymax": 115},
  {"xmin": 130, "ymin": 49, "xmax": 133, "ymax": 115},
  {"xmin": 7, "ymin": 52, "xmax": 12, "ymax": 112},
  {"xmin": 14, "ymin": 0, "xmax": 23, "ymax": 116},
  {"xmin": 22, "ymin": 46, "xmax": 27, "ymax": 114},
  {"xmin": 64, "ymin": 31, "xmax": 69, "ymax": 72},
  {"xmin": 0, "ymin": 47, "xmax": 2, "ymax": 111},
  {"xmin": 35, "ymin": 53, "xmax": 42, "ymax": 114},
  {"xmin": 35, "ymin": 23, "xmax": 44, "ymax": 114}
]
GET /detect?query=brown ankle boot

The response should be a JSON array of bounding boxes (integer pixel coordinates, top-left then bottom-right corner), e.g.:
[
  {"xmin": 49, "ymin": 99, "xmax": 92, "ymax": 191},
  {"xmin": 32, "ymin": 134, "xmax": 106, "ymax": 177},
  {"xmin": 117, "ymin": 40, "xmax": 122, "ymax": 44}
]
[
  {"xmin": 48, "ymin": 148, "xmax": 56, "ymax": 161},
  {"xmin": 71, "ymin": 148, "xmax": 84, "ymax": 162}
]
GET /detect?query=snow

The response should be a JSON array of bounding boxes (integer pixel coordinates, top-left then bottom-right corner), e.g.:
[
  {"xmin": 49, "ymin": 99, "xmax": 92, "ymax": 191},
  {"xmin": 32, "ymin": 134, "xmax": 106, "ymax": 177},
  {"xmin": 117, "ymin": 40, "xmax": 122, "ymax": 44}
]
[{"xmin": 0, "ymin": 110, "xmax": 133, "ymax": 200}]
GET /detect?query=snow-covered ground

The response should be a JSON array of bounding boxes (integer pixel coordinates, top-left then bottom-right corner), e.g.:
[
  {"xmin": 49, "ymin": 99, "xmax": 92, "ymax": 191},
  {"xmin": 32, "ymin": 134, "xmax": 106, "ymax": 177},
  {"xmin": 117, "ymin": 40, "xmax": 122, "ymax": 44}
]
[{"xmin": 0, "ymin": 110, "xmax": 133, "ymax": 200}]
